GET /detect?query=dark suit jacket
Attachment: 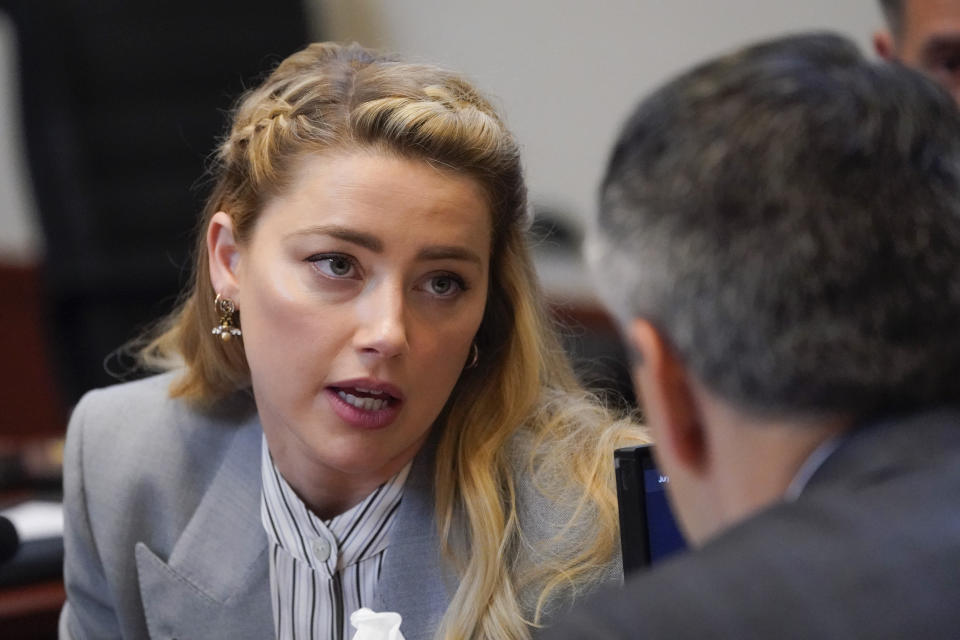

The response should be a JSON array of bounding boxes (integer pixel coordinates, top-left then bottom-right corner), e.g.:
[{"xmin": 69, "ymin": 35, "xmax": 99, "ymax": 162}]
[{"xmin": 544, "ymin": 409, "xmax": 960, "ymax": 639}]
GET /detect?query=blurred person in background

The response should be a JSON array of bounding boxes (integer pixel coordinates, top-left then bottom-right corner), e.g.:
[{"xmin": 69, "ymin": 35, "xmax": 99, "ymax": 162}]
[
  {"xmin": 547, "ymin": 32, "xmax": 960, "ymax": 639},
  {"xmin": 874, "ymin": 0, "xmax": 960, "ymax": 103},
  {"xmin": 59, "ymin": 42, "xmax": 643, "ymax": 640}
]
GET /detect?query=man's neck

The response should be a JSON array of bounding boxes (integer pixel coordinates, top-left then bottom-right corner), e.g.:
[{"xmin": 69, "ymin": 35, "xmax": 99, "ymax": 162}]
[{"xmin": 700, "ymin": 393, "xmax": 853, "ymax": 530}]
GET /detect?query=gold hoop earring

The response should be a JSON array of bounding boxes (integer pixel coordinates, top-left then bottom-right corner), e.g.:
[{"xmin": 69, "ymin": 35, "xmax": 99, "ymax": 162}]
[
  {"xmin": 212, "ymin": 293, "xmax": 242, "ymax": 342},
  {"xmin": 466, "ymin": 342, "xmax": 479, "ymax": 369}
]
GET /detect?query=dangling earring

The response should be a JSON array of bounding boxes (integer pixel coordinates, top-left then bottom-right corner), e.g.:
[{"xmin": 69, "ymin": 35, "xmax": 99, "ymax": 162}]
[
  {"xmin": 212, "ymin": 293, "xmax": 242, "ymax": 342},
  {"xmin": 466, "ymin": 342, "xmax": 479, "ymax": 369}
]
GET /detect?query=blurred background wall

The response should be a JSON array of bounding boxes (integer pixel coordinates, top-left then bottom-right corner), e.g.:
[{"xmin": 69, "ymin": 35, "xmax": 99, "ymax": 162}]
[
  {"xmin": 311, "ymin": 1, "xmax": 883, "ymax": 228},
  {"xmin": 0, "ymin": 0, "xmax": 883, "ymax": 433}
]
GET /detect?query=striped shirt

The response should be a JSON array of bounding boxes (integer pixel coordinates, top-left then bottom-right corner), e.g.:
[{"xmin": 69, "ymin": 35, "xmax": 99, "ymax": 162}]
[{"xmin": 260, "ymin": 437, "xmax": 411, "ymax": 640}]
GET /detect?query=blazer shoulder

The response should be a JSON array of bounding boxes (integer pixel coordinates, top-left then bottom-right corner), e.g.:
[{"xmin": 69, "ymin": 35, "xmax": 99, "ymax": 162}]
[
  {"xmin": 504, "ymin": 427, "xmax": 623, "ymax": 624},
  {"xmin": 70, "ymin": 372, "xmax": 255, "ymax": 463},
  {"xmin": 505, "ymin": 427, "xmax": 609, "ymax": 543},
  {"xmin": 66, "ymin": 372, "xmax": 259, "ymax": 522}
]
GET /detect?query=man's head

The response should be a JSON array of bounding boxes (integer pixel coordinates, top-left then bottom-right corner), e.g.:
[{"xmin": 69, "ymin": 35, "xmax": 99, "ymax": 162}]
[
  {"xmin": 874, "ymin": 0, "xmax": 960, "ymax": 103},
  {"xmin": 591, "ymin": 33, "xmax": 960, "ymax": 543}
]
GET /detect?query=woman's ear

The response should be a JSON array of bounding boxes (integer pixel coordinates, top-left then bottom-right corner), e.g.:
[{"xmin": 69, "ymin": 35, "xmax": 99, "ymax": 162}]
[
  {"xmin": 628, "ymin": 319, "xmax": 708, "ymax": 476},
  {"xmin": 207, "ymin": 211, "xmax": 241, "ymax": 298}
]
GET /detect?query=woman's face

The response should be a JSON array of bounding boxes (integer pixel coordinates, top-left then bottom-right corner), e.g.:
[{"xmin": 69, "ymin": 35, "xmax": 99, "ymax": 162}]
[{"xmin": 210, "ymin": 151, "xmax": 491, "ymax": 507}]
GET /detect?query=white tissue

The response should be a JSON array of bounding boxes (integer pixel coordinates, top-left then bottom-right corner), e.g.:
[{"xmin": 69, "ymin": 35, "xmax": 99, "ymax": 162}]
[{"xmin": 349, "ymin": 608, "xmax": 405, "ymax": 640}]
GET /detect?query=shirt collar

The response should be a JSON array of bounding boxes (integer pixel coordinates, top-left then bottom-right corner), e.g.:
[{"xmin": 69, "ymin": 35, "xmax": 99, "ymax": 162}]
[
  {"xmin": 259, "ymin": 434, "xmax": 411, "ymax": 570},
  {"xmin": 783, "ymin": 432, "xmax": 846, "ymax": 502}
]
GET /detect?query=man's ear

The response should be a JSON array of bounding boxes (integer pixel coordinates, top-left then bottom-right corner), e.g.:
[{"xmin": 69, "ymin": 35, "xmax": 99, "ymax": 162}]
[
  {"xmin": 207, "ymin": 211, "xmax": 241, "ymax": 298},
  {"xmin": 873, "ymin": 29, "xmax": 896, "ymax": 60},
  {"xmin": 629, "ymin": 319, "xmax": 708, "ymax": 474}
]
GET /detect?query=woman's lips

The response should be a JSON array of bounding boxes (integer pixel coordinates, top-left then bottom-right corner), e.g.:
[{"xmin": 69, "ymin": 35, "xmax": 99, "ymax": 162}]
[{"xmin": 325, "ymin": 385, "xmax": 402, "ymax": 430}]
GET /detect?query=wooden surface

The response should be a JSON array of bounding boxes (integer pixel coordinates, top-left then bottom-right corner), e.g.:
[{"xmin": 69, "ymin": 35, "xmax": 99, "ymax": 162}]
[{"xmin": 0, "ymin": 579, "xmax": 63, "ymax": 639}]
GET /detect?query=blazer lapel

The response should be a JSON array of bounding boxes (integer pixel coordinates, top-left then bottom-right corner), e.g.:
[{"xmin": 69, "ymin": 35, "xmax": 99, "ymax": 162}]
[
  {"xmin": 375, "ymin": 435, "xmax": 456, "ymax": 640},
  {"xmin": 135, "ymin": 415, "xmax": 273, "ymax": 639}
]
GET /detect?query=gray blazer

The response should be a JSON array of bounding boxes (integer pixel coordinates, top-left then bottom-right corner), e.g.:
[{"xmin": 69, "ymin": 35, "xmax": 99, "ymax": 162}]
[
  {"xmin": 544, "ymin": 409, "xmax": 960, "ymax": 640},
  {"xmin": 59, "ymin": 373, "xmax": 618, "ymax": 639}
]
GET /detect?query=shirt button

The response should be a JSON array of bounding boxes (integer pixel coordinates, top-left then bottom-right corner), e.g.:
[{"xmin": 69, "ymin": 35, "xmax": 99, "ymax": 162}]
[{"xmin": 312, "ymin": 538, "xmax": 331, "ymax": 562}]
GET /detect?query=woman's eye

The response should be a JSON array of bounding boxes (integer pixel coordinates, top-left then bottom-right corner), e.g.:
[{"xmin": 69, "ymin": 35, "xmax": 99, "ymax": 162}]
[
  {"xmin": 425, "ymin": 274, "xmax": 465, "ymax": 297},
  {"xmin": 308, "ymin": 254, "xmax": 358, "ymax": 278}
]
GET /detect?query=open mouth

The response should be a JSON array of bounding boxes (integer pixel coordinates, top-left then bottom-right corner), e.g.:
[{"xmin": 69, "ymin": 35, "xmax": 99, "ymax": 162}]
[{"xmin": 331, "ymin": 386, "xmax": 400, "ymax": 412}]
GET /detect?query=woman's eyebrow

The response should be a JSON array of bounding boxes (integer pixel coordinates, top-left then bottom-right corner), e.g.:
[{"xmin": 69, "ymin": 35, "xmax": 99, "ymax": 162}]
[
  {"xmin": 286, "ymin": 225, "xmax": 383, "ymax": 252},
  {"xmin": 417, "ymin": 246, "xmax": 483, "ymax": 267},
  {"xmin": 286, "ymin": 225, "xmax": 483, "ymax": 266}
]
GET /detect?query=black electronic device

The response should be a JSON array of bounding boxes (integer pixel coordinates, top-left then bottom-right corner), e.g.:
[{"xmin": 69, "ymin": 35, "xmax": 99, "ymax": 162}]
[
  {"xmin": 0, "ymin": 516, "xmax": 19, "ymax": 565},
  {"xmin": 614, "ymin": 444, "xmax": 687, "ymax": 575}
]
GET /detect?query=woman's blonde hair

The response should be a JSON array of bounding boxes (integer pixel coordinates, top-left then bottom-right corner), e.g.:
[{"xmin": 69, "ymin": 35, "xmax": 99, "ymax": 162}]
[{"xmin": 142, "ymin": 42, "xmax": 644, "ymax": 639}]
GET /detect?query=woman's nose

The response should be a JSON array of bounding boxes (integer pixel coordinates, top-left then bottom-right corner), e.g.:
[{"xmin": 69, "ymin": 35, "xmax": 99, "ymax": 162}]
[{"xmin": 354, "ymin": 283, "xmax": 408, "ymax": 359}]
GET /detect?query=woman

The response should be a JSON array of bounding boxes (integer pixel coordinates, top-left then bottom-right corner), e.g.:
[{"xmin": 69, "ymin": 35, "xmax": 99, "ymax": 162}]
[{"xmin": 59, "ymin": 42, "xmax": 643, "ymax": 640}]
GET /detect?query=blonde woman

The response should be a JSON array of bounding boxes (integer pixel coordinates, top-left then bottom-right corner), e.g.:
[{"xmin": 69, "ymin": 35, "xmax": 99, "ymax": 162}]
[{"xmin": 59, "ymin": 42, "xmax": 644, "ymax": 640}]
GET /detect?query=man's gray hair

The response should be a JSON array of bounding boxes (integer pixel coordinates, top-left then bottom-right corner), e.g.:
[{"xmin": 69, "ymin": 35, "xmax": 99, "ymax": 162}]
[{"xmin": 591, "ymin": 32, "xmax": 960, "ymax": 417}]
